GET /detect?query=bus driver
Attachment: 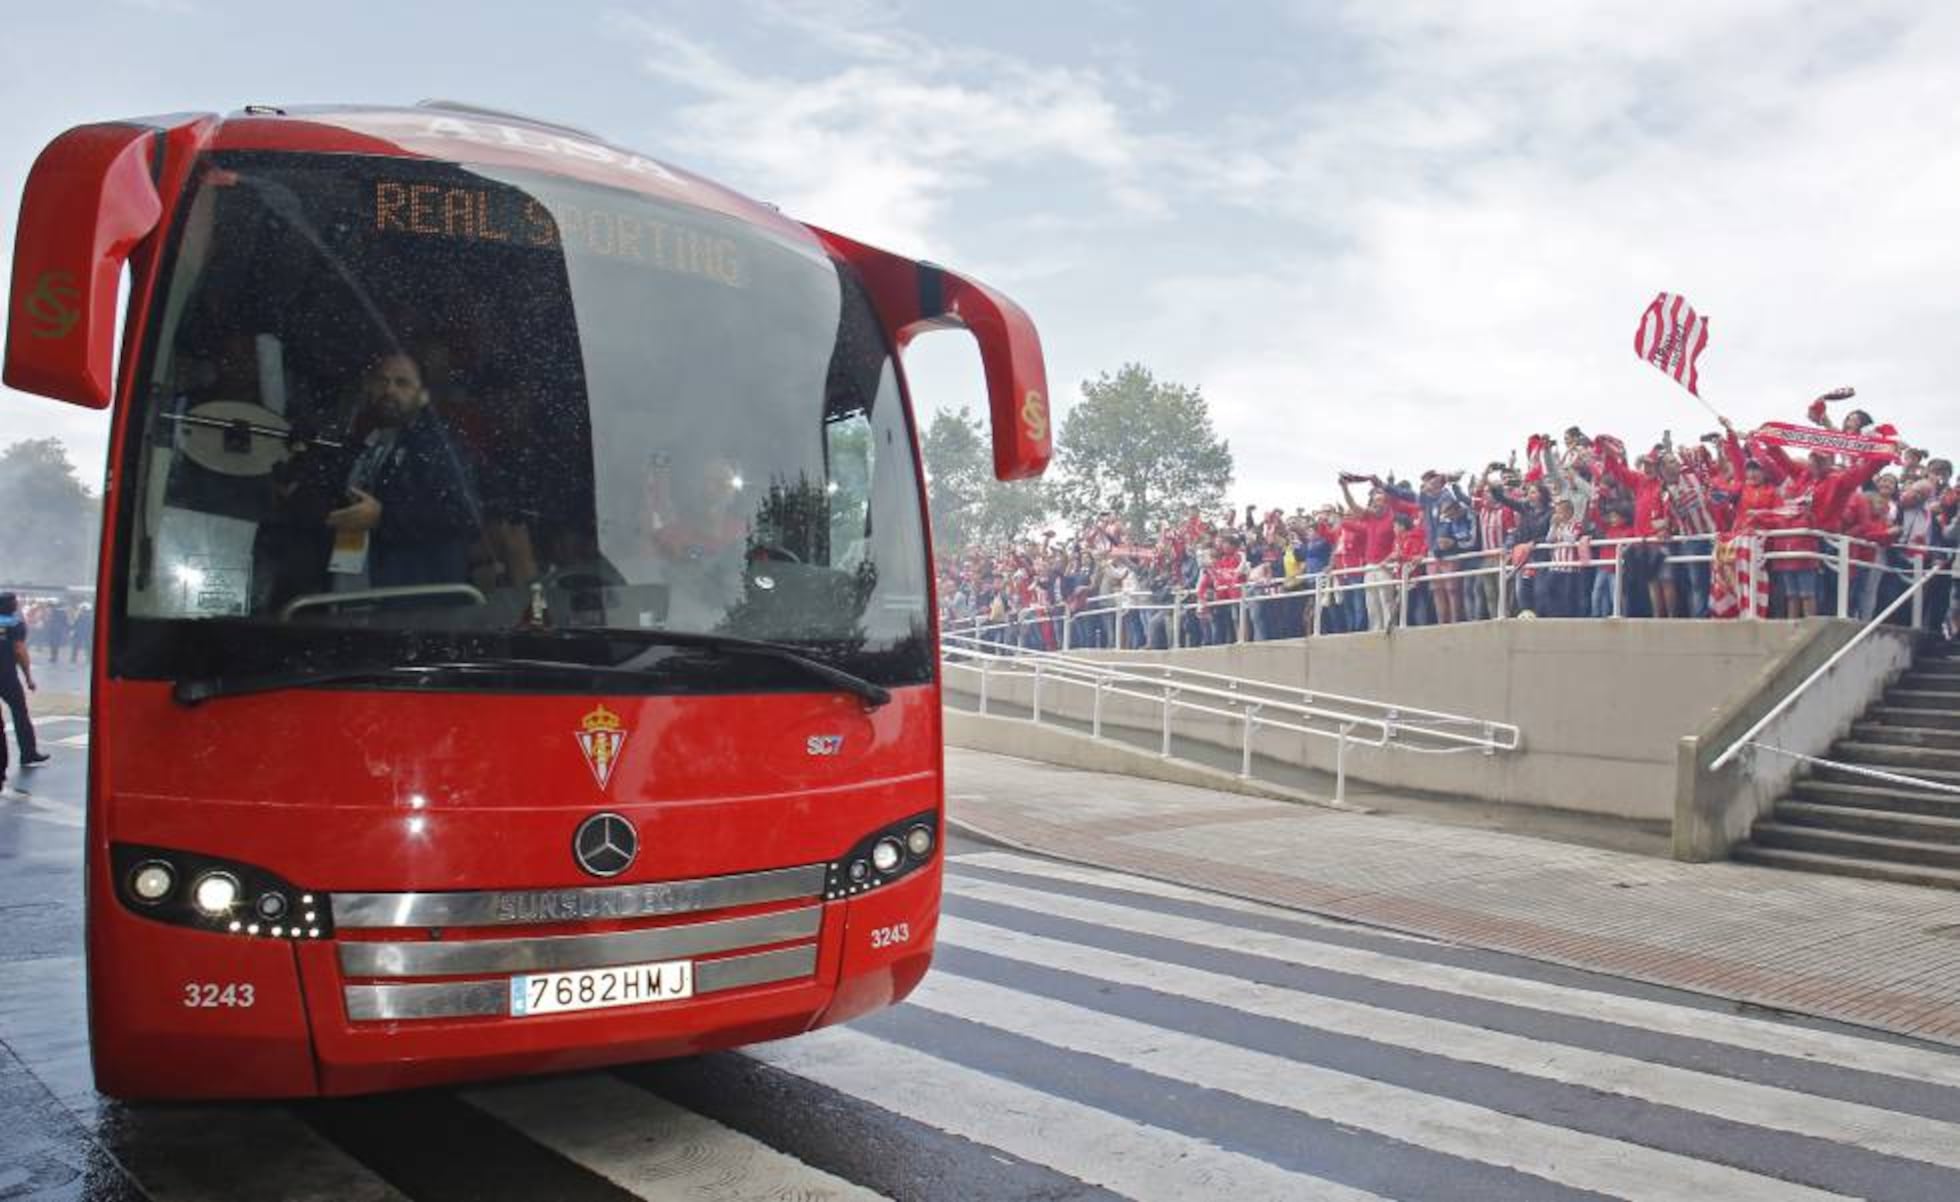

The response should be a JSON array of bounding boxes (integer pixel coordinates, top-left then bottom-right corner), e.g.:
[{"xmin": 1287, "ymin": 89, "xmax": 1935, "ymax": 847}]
[
  {"xmin": 325, "ymin": 352, "xmax": 484, "ymax": 590},
  {"xmin": 645, "ymin": 451, "xmax": 752, "ymax": 567}
]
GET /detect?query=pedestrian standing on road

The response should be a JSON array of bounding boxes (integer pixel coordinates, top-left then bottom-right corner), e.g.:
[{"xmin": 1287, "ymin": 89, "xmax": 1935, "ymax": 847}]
[
  {"xmin": 67, "ymin": 602, "xmax": 91, "ymax": 663},
  {"xmin": 0, "ymin": 595, "xmax": 47, "ymax": 774},
  {"xmin": 41, "ymin": 601, "xmax": 68, "ymax": 665}
]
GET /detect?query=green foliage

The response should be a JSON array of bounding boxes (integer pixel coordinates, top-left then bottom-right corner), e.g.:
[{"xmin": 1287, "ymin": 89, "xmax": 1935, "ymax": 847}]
[
  {"xmin": 0, "ymin": 439, "xmax": 98, "ymax": 586},
  {"xmin": 921, "ymin": 406, "xmax": 1050, "ymax": 550},
  {"xmin": 1054, "ymin": 364, "xmax": 1233, "ymax": 540}
]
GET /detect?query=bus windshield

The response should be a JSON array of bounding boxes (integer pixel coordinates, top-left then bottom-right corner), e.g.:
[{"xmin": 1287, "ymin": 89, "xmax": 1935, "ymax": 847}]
[{"xmin": 113, "ymin": 151, "xmax": 932, "ymax": 691}]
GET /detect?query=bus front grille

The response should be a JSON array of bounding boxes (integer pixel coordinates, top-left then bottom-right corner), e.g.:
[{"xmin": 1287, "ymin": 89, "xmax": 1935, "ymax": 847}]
[
  {"xmin": 331, "ymin": 864, "xmax": 828, "ymax": 1022},
  {"xmin": 341, "ymin": 944, "xmax": 819, "ymax": 1021}
]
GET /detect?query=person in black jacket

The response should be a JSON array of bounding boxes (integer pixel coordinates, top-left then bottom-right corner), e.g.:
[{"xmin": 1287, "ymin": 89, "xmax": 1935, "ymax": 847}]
[
  {"xmin": 326, "ymin": 353, "xmax": 484, "ymax": 590},
  {"xmin": 1496, "ymin": 483, "xmax": 1554, "ymax": 615}
]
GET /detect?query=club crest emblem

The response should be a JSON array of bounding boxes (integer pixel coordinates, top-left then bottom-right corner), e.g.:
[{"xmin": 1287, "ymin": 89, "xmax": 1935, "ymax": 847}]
[{"xmin": 576, "ymin": 704, "xmax": 628, "ymax": 790}]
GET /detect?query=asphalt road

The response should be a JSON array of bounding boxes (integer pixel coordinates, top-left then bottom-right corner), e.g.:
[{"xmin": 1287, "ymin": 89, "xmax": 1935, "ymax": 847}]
[{"xmin": 6, "ymin": 720, "xmax": 1960, "ymax": 1200}]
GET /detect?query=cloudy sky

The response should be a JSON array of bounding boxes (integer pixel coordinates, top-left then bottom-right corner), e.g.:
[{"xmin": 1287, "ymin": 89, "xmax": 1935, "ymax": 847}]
[{"xmin": 4, "ymin": 0, "xmax": 1958, "ymax": 514}]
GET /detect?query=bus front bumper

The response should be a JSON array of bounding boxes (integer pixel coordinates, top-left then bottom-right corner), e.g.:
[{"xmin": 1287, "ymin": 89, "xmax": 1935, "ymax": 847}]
[{"xmin": 89, "ymin": 860, "xmax": 939, "ymax": 1099}]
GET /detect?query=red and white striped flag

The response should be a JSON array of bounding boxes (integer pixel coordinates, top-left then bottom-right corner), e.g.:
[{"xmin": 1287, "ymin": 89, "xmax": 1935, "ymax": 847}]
[
  {"xmin": 1634, "ymin": 292, "xmax": 1710, "ymax": 397},
  {"xmin": 1707, "ymin": 533, "xmax": 1770, "ymax": 620}
]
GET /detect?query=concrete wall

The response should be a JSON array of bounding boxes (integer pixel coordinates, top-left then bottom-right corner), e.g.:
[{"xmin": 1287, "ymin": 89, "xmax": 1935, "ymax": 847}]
[
  {"xmin": 946, "ymin": 618, "xmax": 1855, "ymax": 824},
  {"xmin": 1673, "ymin": 625, "xmax": 1915, "ymax": 860}
]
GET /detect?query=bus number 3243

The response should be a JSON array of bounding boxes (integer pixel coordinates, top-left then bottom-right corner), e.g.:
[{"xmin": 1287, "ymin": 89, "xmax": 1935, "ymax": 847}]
[
  {"xmin": 870, "ymin": 923, "xmax": 910, "ymax": 949},
  {"xmin": 184, "ymin": 983, "xmax": 256, "ymax": 1008}
]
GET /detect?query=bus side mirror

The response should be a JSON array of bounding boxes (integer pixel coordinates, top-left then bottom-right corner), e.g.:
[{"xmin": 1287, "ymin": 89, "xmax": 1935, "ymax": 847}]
[
  {"xmin": 4, "ymin": 122, "xmax": 167, "ymax": 409},
  {"xmin": 812, "ymin": 227, "xmax": 1052, "ymax": 481}
]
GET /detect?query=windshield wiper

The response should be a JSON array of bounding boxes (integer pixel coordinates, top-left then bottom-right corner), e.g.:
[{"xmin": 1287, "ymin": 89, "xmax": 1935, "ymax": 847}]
[
  {"xmin": 526, "ymin": 627, "xmax": 893, "ymax": 710},
  {"xmin": 173, "ymin": 637, "xmax": 892, "ymax": 710},
  {"xmin": 174, "ymin": 660, "xmax": 450, "ymax": 706},
  {"xmin": 173, "ymin": 656, "xmax": 651, "ymax": 706}
]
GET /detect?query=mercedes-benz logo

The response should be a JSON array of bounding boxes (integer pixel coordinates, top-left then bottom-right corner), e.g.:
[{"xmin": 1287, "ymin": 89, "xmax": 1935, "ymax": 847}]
[{"xmin": 573, "ymin": 812, "xmax": 638, "ymax": 878}]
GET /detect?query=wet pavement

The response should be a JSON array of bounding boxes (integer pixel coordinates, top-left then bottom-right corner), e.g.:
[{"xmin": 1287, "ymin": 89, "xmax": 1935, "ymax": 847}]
[{"xmin": 7, "ymin": 724, "xmax": 1960, "ymax": 1199}]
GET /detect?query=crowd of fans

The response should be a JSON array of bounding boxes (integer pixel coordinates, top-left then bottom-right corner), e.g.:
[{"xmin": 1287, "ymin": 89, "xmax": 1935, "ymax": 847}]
[
  {"xmin": 20, "ymin": 597, "xmax": 91, "ymax": 664},
  {"xmin": 939, "ymin": 397, "xmax": 1959, "ymax": 650}
]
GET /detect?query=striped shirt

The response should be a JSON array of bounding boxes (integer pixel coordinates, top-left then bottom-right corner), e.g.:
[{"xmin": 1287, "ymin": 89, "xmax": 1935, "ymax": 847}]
[
  {"xmin": 1475, "ymin": 496, "xmax": 1512, "ymax": 557},
  {"xmin": 1548, "ymin": 517, "xmax": 1583, "ymax": 570},
  {"xmin": 1667, "ymin": 473, "xmax": 1720, "ymax": 537}
]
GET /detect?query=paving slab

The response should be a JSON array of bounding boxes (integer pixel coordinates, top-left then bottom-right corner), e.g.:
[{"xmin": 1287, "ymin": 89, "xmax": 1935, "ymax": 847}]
[{"xmin": 946, "ymin": 746, "xmax": 1960, "ymax": 1047}]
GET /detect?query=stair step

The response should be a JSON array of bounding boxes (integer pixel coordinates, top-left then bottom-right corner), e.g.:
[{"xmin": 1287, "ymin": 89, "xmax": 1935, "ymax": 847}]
[
  {"xmin": 1791, "ymin": 780, "xmax": 1960, "ymax": 819},
  {"xmin": 1851, "ymin": 722, "xmax": 1960, "ymax": 750},
  {"xmin": 1900, "ymin": 673, "xmax": 1960, "ymax": 691},
  {"xmin": 1829, "ymin": 741, "xmax": 1960, "ymax": 773},
  {"xmin": 1886, "ymin": 688, "xmax": 1960, "ymax": 709},
  {"xmin": 1871, "ymin": 707, "xmax": 1960, "ymax": 731},
  {"xmin": 1749, "ymin": 822, "xmax": 1960, "ymax": 869},
  {"xmin": 1730, "ymin": 843, "xmax": 1960, "ymax": 891},
  {"xmin": 1773, "ymin": 801, "xmax": 1960, "ymax": 843}
]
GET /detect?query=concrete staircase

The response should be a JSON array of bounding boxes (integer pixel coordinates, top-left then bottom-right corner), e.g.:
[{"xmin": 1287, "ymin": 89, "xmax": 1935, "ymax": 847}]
[{"xmin": 1734, "ymin": 640, "xmax": 1960, "ymax": 890}]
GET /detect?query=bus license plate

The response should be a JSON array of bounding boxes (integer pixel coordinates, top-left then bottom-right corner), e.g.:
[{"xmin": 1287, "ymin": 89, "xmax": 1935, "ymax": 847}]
[{"xmin": 509, "ymin": 959, "xmax": 694, "ymax": 1017}]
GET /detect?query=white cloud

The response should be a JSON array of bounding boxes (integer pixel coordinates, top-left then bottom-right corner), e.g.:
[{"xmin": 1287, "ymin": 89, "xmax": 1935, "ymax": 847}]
[
  {"xmin": 610, "ymin": 8, "xmax": 1155, "ymax": 256},
  {"xmin": 1139, "ymin": 2, "xmax": 1960, "ymax": 507}
]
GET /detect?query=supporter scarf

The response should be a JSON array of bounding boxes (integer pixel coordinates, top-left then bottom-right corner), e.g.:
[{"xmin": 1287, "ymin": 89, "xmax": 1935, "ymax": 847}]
[{"xmin": 1755, "ymin": 421, "xmax": 1899, "ymax": 463}]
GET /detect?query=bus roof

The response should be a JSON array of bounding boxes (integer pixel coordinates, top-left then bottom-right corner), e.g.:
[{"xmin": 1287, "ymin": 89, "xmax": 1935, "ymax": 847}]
[{"xmin": 202, "ymin": 102, "xmax": 815, "ymax": 245}]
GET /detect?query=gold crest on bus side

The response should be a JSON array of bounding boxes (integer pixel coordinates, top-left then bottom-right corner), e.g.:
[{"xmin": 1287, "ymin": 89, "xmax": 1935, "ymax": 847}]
[
  {"xmin": 576, "ymin": 704, "xmax": 629, "ymax": 790},
  {"xmin": 1020, "ymin": 389, "xmax": 1049, "ymax": 445}
]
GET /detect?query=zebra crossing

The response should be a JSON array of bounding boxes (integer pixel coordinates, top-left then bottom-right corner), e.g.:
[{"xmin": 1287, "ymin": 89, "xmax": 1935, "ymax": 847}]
[{"xmin": 9, "ymin": 847, "xmax": 1960, "ymax": 1200}]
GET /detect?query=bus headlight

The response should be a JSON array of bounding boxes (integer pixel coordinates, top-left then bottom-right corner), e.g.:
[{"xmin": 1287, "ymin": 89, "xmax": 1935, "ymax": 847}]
[
  {"xmin": 905, "ymin": 825, "xmax": 934, "ymax": 858},
  {"xmin": 192, "ymin": 872, "xmax": 240, "ymax": 915},
  {"xmin": 130, "ymin": 862, "xmax": 175, "ymax": 903},
  {"xmin": 824, "ymin": 809, "xmax": 939, "ymax": 899},
  {"xmin": 111, "ymin": 844, "xmax": 333, "ymax": 939}
]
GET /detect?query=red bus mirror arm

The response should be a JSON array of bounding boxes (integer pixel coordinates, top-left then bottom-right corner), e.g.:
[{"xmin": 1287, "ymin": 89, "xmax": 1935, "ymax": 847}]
[
  {"xmin": 4, "ymin": 122, "xmax": 169, "ymax": 408},
  {"xmin": 811, "ymin": 227, "xmax": 1052, "ymax": 481}
]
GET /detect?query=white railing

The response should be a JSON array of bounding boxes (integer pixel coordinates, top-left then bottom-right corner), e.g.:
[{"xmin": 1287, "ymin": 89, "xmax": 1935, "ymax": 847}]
[
  {"xmin": 940, "ymin": 529, "xmax": 1954, "ymax": 649},
  {"xmin": 940, "ymin": 633, "xmax": 1522, "ymax": 804},
  {"xmin": 1709, "ymin": 564, "xmax": 1943, "ymax": 774}
]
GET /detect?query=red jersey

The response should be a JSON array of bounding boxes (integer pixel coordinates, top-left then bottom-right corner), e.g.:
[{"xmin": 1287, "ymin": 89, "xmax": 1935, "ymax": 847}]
[
  {"xmin": 1389, "ymin": 525, "xmax": 1428, "ymax": 564},
  {"xmin": 1333, "ymin": 518, "xmax": 1370, "ymax": 572},
  {"xmin": 1590, "ymin": 514, "xmax": 1636, "ymax": 572},
  {"xmin": 1198, "ymin": 551, "xmax": 1246, "ymax": 606},
  {"xmin": 1601, "ymin": 453, "xmax": 1669, "ymax": 539},
  {"xmin": 1356, "ymin": 494, "xmax": 1419, "ymax": 564}
]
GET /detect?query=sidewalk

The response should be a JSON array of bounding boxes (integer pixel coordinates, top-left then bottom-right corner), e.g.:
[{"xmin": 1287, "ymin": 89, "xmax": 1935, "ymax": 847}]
[{"xmin": 946, "ymin": 746, "xmax": 1960, "ymax": 1048}]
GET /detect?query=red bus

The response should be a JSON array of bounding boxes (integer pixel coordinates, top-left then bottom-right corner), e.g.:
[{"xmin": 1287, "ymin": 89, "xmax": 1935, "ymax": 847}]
[{"xmin": 3, "ymin": 102, "xmax": 1049, "ymax": 1099}]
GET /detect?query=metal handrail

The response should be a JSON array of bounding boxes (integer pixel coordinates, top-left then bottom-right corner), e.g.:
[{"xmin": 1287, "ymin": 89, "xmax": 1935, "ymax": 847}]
[
  {"xmin": 986, "ymin": 643, "xmax": 1518, "ymax": 743},
  {"xmin": 1747, "ymin": 744, "xmax": 1960, "ymax": 797},
  {"xmin": 942, "ymin": 528, "xmax": 1953, "ymax": 646},
  {"xmin": 942, "ymin": 633, "xmax": 1521, "ymax": 802},
  {"xmin": 1708, "ymin": 562, "xmax": 1939, "ymax": 772}
]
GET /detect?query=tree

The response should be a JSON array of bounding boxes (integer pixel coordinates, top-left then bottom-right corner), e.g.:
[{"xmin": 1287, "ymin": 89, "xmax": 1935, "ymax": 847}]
[
  {"xmin": 1054, "ymin": 364, "xmax": 1233, "ymax": 540},
  {"xmin": 0, "ymin": 439, "xmax": 98, "ymax": 586},
  {"xmin": 921, "ymin": 406, "xmax": 1050, "ymax": 551}
]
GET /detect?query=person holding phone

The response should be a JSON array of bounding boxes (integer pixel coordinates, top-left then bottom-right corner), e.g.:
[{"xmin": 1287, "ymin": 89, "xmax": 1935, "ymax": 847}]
[{"xmin": 326, "ymin": 351, "xmax": 483, "ymax": 590}]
